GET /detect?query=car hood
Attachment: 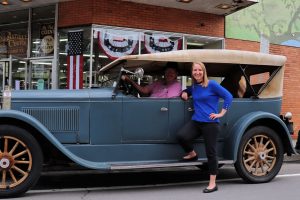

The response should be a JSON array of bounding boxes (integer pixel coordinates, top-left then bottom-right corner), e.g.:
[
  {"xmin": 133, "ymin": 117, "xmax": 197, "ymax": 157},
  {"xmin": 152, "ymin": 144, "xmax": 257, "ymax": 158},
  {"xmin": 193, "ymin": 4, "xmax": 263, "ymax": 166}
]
[{"xmin": 11, "ymin": 88, "xmax": 116, "ymax": 101}]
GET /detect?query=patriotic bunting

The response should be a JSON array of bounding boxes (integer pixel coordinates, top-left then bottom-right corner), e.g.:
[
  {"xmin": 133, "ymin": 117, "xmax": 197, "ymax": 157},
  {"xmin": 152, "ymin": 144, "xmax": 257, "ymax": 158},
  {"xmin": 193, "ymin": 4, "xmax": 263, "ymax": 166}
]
[
  {"xmin": 94, "ymin": 29, "xmax": 183, "ymax": 60},
  {"xmin": 97, "ymin": 29, "xmax": 139, "ymax": 60},
  {"xmin": 144, "ymin": 34, "xmax": 182, "ymax": 53}
]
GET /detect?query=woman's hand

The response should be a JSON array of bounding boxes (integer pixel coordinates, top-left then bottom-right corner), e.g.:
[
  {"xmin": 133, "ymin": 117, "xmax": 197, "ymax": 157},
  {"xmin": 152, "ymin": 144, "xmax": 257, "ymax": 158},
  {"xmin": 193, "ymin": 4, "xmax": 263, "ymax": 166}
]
[
  {"xmin": 209, "ymin": 113, "xmax": 223, "ymax": 120},
  {"xmin": 181, "ymin": 92, "xmax": 189, "ymax": 101},
  {"xmin": 209, "ymin": 108, "xmax": 227, "ymax": 120}
]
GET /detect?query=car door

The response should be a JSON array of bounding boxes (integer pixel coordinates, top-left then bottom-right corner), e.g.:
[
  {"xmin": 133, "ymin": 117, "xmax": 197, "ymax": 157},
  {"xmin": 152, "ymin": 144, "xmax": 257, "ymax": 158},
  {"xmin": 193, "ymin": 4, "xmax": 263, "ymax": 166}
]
[
  {"xmin": 167, "ymin": 97, "xmax": 186, "ymax": 141},
  {"xmin": 122, "ymin": 97, "xmax": 169, "ymax": 142}
]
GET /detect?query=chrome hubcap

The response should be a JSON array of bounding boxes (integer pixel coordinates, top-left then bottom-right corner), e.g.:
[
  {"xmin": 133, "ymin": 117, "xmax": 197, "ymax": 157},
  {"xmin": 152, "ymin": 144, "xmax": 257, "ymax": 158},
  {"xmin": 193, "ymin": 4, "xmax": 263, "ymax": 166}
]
[{"xmin": 0, "ymin": 157, "xmax": 10, "ymax": 169}]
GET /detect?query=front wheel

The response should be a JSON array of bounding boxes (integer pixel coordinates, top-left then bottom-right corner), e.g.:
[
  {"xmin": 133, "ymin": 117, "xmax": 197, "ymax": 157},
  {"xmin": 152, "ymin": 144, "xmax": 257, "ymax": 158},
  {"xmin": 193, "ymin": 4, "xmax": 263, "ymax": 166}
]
[
  {"xmin": 234, "ymin": 126, "xmax": 284, "ymax": 183},
  {"xmin": 0, "ymin": 125, "xmax": 43, "ymax": 197}
]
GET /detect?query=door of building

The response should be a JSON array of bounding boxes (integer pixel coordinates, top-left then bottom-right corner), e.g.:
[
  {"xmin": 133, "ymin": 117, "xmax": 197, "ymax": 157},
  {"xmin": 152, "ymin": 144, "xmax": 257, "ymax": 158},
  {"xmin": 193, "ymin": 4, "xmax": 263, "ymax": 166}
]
[
  {"xmin": 29, "ymin": 59, "xmax": 53, "ymax": 90},
  {"xmin": 0, "ymin": 56, "xmax": 28, "ymax": 91},
  {"xmin": 0, "ymin": 61, "xmax": 6, "ymax": 91}
]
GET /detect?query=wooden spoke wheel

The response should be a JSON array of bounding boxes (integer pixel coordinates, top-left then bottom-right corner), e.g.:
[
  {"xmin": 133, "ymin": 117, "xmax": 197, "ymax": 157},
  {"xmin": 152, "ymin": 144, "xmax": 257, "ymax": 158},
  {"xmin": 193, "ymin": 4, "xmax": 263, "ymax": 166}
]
[
  {"xmin": 242, "ymin": 135, "xmax": 277, "ymax": 176},
  {"xmin": 234, "ymin": 126, "xmax": 283, "ymax": 183},
  {"xmin": 0, "ymin": 125, "xmax": 42, "ymax": 198},
  {"xmin": 0, "ymin": 136, "xmax": 33, "ymax": 189}
]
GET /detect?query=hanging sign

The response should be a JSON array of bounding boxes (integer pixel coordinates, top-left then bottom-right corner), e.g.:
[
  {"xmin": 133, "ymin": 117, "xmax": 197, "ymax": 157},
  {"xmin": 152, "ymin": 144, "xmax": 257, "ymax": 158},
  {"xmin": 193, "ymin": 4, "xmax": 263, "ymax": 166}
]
[
  {"xmin": 144, "ymin": 34, "xmax": 182, "ymax": 53},
  {"xmin": 40, "ymin": 23, "xmax": 54, "ymax": 54},
  {"xmin": 0, "ymin": 31, "xmax": 27, "ymax": 57},
  {"xmin": 97, "ymin": 29, "xmax": 139, "ymax": 60}
]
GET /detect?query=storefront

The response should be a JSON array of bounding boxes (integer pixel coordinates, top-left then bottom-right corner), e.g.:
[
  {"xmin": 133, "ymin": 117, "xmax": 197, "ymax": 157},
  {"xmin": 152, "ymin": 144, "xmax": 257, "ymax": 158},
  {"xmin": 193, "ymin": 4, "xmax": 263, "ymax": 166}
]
[
  {"xmin": 0, "ymin": 5, "xmax": 56, "ymax": 90},
  {"xmin": 0, "ymin": 0, "xmax": 228, "ymax": 91}
]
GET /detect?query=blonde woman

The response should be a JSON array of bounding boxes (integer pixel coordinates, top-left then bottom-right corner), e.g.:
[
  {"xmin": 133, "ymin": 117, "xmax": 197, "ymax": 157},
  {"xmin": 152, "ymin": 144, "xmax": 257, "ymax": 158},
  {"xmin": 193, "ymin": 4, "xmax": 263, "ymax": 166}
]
[{"xmin": 177, "ymin": 62, "xmax": 233, "ymax": 193}]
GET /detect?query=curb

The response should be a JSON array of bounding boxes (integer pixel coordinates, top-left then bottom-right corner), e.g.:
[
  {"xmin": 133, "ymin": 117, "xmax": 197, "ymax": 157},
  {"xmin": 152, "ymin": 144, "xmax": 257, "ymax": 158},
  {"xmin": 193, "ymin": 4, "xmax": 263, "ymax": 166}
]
[{"xmin": 284, "ymin": 151, "xmax": 300, "ymax": 162}]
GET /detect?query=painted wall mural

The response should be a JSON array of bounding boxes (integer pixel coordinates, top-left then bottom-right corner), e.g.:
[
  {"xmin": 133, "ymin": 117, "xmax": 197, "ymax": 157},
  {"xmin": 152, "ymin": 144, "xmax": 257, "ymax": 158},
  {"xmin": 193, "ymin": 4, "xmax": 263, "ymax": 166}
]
[{"xmin": 226, "ymin": 0, "xmax": 300, "ymax": 47}]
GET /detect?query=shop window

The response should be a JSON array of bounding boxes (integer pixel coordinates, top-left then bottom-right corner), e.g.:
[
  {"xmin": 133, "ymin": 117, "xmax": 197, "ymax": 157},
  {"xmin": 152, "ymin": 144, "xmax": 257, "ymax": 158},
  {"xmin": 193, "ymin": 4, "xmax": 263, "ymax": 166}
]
[
  {"xmin": 0, "ymin": 10, "xmax": 28, "ymax": 58},
  {"xmin": 92, "ymin": 28, "xmax": 140, "ymax": 88},
  {"xmin": 91, "ymin": 26, "xmax": 224, "ymax": 88},
  {"xmin": 185, "ymin": 36, "xmax": 223, "ymax": 50},
  {"xmin": 31, "ymin": 5, "xmax": 55, "ymax": 58}
]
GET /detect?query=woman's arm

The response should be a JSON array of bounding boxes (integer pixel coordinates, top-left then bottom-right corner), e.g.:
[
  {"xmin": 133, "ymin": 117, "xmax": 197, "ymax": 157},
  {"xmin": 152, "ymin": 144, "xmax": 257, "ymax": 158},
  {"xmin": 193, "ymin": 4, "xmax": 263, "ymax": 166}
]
[
  {"xmin": 209, "ymin": 80, "xmax": 233, "ymax": 119},
  {"xmin": 180, "ymin": 86, "xmax": 192, "ymax": 101}
]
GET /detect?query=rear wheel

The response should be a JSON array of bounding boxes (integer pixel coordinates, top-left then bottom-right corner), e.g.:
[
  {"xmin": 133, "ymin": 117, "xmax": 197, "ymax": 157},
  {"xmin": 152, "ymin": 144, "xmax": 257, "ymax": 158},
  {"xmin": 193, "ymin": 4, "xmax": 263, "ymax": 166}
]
[
  {"xmin": 0, "ymin": 125, "xmax": 43, "ymax": 197},
  {"xmin": 234, "ymin": 126, "xmax": 283, "ymax": 183}
]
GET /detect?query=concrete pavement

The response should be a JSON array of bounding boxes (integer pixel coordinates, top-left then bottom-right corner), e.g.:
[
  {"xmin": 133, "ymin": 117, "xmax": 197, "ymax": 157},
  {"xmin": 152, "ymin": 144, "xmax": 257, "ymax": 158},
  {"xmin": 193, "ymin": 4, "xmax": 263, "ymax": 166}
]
[{"xmin": 284, "ymin": 137, "xmax": 300, "ymax": 162}]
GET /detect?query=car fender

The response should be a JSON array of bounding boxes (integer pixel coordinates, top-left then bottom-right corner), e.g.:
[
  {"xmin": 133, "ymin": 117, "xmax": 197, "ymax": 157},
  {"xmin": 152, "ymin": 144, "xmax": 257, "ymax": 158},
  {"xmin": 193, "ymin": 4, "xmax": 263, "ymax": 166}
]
[
  {"xmin": 223, "ymin": 111, "xmax": 296, "ymax": 161},
  {"xmin": 0, "ymin": 110, "xmax": 109, "ymax": 170}
]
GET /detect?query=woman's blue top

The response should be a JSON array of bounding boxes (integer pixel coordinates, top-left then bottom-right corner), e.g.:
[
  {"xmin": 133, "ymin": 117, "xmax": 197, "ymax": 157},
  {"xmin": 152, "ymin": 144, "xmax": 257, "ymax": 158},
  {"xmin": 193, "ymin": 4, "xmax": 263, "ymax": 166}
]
[{"xmin": 185, "ymin": 80, "xmax": 233, "ymax": 123}]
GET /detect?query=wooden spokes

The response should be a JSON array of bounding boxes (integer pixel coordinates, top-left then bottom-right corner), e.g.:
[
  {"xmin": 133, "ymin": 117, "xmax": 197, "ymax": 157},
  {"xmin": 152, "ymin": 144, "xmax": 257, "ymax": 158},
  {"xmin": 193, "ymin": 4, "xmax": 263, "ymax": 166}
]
[
  {"xmin": 0, "ymin": 136, "xmax": 32, "ymax": 189},
  {"xmin": 242, "ymin": 134, "xmax": 277, "ymax": 176}
]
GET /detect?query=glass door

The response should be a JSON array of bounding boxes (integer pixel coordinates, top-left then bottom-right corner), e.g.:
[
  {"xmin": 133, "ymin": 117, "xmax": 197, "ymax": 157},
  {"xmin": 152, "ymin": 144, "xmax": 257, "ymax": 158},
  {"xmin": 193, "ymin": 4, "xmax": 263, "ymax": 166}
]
[
  {"xmin": 0, "ymin": 61, "xmax": 6, "ymax": 91},
  {"xmin": 12, "ymin": 58, "xmax": 27, "ymax": 90},
  {"xmin": 0, "ymin": 56, "xmax": 28, "ymax": 91},
  {"xmin": 29, "ymin": 59, "xmax": 53, "ymax": 90}
]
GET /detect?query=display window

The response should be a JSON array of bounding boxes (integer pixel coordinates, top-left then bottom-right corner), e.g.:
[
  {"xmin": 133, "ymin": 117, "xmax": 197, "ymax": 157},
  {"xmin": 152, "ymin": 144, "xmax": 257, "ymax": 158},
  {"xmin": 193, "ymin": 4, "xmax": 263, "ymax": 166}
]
[
  {"xmin": 0, "ymin": 7, "xmax": 223, "ymax": 90},
  {"xmin": 31, "ymin": 5, "xmax": 56, "ymax": 58},
  {"xmin": 0, "ymin": 10, "xmax": 28, "ymax": 58}
]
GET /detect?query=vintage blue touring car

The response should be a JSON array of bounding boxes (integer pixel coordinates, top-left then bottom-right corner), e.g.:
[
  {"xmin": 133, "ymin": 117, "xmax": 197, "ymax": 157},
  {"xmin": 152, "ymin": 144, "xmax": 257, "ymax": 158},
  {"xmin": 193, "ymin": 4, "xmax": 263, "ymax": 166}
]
[{"xmin": 0, "ymin": 49, "xmax": 296, "ymax": 197}]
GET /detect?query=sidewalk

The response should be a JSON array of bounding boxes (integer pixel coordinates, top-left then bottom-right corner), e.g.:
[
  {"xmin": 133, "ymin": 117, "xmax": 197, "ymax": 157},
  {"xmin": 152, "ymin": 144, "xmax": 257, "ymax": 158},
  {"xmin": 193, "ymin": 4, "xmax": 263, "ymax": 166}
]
[{"xmin": 284, "ymin": 138, "xmax": 300, "ymax": 162}]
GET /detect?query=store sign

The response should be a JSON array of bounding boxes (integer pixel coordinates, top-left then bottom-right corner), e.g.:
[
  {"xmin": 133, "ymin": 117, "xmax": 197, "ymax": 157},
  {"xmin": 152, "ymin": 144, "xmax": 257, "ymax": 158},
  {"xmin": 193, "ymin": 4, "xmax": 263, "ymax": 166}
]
[
  {"xmin": 40, "ymin": 23, "xmax": 54, "ymax": 54},
  {"xmin": 0, "ymin": 31, "xmax": 27, "ymax": 57}
]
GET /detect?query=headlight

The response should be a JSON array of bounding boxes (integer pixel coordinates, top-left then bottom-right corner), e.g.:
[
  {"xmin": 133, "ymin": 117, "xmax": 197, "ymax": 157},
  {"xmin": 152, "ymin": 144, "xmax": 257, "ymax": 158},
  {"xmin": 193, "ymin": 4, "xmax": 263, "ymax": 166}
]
[
  {"xmin": 284, "ymin": 112, "xmax": 292, "ymax": 120},
  {"xmin": 2, "ymin": 86, "xmax": 11, "ymax": 110}
]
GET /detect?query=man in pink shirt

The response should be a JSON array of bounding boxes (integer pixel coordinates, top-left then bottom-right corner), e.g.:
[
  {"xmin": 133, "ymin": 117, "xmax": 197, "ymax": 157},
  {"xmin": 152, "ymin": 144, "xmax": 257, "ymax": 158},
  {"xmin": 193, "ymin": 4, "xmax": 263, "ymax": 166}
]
[{"xmin": 121, "ymin": 62, "xmax": 181, "ymax": 98}]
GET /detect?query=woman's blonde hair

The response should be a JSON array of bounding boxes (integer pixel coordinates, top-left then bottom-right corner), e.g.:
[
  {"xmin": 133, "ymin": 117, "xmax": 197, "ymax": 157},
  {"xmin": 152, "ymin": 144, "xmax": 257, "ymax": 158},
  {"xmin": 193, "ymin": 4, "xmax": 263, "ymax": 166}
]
[{"xmin": 192, "ymin": 62, "xmax": 209, "ymax": 87}]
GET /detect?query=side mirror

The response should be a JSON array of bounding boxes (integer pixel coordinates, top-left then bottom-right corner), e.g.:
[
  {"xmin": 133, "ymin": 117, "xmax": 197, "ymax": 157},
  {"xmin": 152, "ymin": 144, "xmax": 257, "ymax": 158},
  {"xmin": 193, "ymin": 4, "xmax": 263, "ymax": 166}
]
[{"xmin": 121, "ymin": 67, "xmax": 144, "ymax": 79}]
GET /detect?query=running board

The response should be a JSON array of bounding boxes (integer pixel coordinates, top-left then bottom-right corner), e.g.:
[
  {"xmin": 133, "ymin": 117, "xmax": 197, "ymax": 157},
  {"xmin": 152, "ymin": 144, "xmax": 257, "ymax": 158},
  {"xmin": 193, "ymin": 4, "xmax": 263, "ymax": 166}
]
[{"xmin": 110, "ymin": 160, "xmax": 233, "ymax": 170}]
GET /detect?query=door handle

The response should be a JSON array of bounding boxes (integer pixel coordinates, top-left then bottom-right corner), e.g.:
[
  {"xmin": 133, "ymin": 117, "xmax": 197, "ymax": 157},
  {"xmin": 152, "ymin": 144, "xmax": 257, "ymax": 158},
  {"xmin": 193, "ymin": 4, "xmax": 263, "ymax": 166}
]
[
  {"xmin": 187, "ymin": 107, "xmax": 194, "ymax": 112},
  {"xmin": 160, "ymin": 107, "xmax": 168, "ymax": 112}
]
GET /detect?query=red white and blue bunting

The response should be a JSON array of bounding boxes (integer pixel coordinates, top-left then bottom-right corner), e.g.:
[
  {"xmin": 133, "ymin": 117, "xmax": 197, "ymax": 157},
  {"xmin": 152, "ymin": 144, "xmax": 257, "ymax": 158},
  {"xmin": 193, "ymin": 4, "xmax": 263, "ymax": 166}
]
[
  {"xmin": 94, "ymin": 29, "xmax": 183, "ymax": 59},
  {"xmin": 96, "ymin": 29, "xmax": 139, "ymax": 60},
  {"xmin": 144, "ymin": 34, "xmax": 182, "ymax": 53}
]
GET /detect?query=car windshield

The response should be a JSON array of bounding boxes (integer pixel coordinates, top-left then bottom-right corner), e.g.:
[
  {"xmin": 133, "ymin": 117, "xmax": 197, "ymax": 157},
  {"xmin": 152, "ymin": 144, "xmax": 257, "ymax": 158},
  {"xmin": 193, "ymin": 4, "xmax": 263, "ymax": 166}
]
[{"xmin": 97, "ymin": 65, "xmax": 122, "ymax": 88}]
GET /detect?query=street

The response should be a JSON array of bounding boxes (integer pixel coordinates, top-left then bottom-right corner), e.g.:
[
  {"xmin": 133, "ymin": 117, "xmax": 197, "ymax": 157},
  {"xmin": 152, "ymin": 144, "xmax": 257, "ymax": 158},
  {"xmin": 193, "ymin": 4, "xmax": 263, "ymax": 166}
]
[{"xmin": 11, "ymin": 156, "xmax": 300, "ymax": 200}]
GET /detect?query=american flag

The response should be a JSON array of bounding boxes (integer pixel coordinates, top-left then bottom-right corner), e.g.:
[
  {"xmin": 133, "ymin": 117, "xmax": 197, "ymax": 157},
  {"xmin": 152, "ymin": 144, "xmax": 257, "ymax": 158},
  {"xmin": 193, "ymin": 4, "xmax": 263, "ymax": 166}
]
[{"xmin": 67, "ymin": 30, "xmax": 83, "ymax": 90}]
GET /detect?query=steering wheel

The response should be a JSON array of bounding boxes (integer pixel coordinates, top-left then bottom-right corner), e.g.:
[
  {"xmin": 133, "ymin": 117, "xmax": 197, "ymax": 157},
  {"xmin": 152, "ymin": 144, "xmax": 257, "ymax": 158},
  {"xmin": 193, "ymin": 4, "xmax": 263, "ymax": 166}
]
[
  {"xmin": 98, "ymin": 75, "xmax": 118, "ymax": 87},
  {"xmin": 119, "ymin": 79, "xmax": 131, "ymax": 95}
]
